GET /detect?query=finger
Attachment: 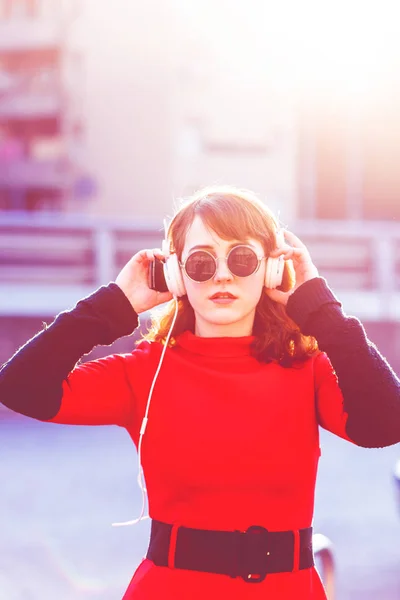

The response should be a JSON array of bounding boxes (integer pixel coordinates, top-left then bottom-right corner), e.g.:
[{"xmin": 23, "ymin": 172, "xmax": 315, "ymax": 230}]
[
  {"xmin": 133, "ymin": 249, "xmax": 153, "ymax": 264},
  {"xmin": 152, "ymin": 248, "xmax": 166, "ymax": 262},
  {"xmin": 264, "ymin": 287, "xmax": 289, "ymax": 305},
  {"xmin": 136, "ymin": 249, "xmax": 161, "ymax": 266},
  {"xmin": 145, "ymin": 249, "xmax": 155, "ymax": 261},
  {"xmin": 282, "ymin": 247, "xmax": 307, "ymax": 260},
  {"xmin": 157, "ymin": 290, "xmax": 174, "ymax": 303},
  {"xmin": 270, "ymin": 246, "xmax": 306, "ymax": 260},
  {"xmin": 283, "ymin": 230, "xmax": 307, "ymax": 250}
]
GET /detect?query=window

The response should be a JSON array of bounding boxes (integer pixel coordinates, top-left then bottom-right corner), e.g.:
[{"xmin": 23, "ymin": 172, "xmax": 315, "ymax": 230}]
[
  {"xmin": 297, "ymin": 94, "xmax": 400, "ymax": 221},
  {"xmin": 30, "ymin": 136, "xmax": 65, "ymax": 160},
  {"xmin": 0, "ymin": 0, "xmax": 39, "ymax": 19}
]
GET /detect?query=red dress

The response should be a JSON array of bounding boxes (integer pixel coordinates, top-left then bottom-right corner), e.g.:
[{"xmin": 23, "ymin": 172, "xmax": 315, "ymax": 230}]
[{"xmin": 49, "ymin": 330, "xmax": 353, "ymax": 599}]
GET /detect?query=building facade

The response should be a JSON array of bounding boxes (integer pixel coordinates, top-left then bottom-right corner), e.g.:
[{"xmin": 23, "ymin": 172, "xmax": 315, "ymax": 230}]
[
  {"xmin": 0, "ymin": 0, "xmax": 91, "ymax": 212},
  {"xmin": 67, "ymin": 0, "xmax": 298, "ymax": 221},
  {"xmin": 0, "ymin": 0, "xmax": 400, "ymax": 371}
]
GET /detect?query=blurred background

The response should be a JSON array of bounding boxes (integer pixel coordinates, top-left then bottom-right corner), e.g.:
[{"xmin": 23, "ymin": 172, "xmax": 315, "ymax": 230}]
[{"xmin": 0, "ymin": 0, "xmax": 400, "ymax": 598}]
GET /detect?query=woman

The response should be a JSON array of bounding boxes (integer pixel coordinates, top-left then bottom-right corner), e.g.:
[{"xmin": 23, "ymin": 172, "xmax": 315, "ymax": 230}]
[{"xmin": 1, "ymin": 185, "xmax": 400, "ymax": 599}]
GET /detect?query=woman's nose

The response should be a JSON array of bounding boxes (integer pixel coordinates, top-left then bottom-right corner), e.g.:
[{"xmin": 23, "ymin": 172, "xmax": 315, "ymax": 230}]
[{"xmin": 213, "ymin": 257, "xmax": 233, "ymax": 282}]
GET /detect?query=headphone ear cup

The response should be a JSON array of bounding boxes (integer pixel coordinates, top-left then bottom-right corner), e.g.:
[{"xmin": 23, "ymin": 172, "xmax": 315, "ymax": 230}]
[
  {"xmin": 265, "ymin": 256, "xmax": 284, "ymax": 289},
  {"xmin": 163, "ymin": 254, "xmax": 186, "ymax": 297},
  {"xmin": 265, "ymin": 229, "xmax": 285, "ymax": 289}
]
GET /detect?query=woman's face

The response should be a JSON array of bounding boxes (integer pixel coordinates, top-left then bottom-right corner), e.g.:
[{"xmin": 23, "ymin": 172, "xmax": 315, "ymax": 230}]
[{"xmin": 180, "ymin": 215, "xmax": 267, "ymax": 337}]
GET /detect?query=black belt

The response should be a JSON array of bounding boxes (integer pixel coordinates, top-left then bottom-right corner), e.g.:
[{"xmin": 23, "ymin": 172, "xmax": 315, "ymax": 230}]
[{"xmin": 146, "ymin": 519, "xmax": 314, "ymax": 584}]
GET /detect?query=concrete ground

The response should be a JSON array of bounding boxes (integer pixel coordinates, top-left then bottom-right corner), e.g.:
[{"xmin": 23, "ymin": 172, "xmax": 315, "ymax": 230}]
[{"xmin": 1, "ymin": 411, "xmax": 399, "ymax": 600}]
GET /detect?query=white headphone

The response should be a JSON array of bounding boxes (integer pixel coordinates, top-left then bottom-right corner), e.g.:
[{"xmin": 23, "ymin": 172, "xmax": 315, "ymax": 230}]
[
  {"xmin": 265, "ymin": 229, "xmax": 286, "ymax": 289},
  {"xmin": 161, "ymin": 229, "xmax": 187, "ymax": 297},
  {"xmin": 162, "ymin": 221, "xmax": 286, "ymax": 295}
]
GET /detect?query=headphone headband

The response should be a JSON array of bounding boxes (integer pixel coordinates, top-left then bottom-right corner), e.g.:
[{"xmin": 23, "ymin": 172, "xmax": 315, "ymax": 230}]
[{"xmin": 161, "ymin": 218, "xmax": 171, "ymax": 258}]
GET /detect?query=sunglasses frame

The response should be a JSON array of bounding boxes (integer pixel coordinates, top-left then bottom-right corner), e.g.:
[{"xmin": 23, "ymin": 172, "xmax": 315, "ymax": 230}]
[{"xmin": 179, "ymin": 244, "xmax": 266, "ymax": 283}]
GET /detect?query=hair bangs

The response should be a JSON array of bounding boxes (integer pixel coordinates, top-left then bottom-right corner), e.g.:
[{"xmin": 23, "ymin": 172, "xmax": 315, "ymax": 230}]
[
  {"xmin": 170, "ymin": 188, "xmax": 278, "ymax": 258},
  {"xmin": 195, "ymin": 195, "xmax": 273, "ymax": 250}
]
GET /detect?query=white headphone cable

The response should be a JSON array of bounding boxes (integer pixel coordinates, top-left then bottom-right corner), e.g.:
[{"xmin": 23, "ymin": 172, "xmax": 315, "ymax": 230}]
[{"xmin": 112, "ymin": 295, "xmax": 179, "ymax": 527}]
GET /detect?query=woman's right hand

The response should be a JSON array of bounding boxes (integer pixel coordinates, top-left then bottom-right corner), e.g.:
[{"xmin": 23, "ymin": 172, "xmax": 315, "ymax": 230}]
[{"xmin": 115, "ymin": 249, "xmax": 173, "ymax": 314}]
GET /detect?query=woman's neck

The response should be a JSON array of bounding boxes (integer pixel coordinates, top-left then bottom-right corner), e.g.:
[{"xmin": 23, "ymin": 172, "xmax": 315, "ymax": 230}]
[{"xmin": 194, "ymin": 314, "xmax": 255, "ymax": 338}]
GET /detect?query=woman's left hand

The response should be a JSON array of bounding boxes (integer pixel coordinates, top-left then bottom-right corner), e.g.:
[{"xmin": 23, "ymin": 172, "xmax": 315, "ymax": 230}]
[{"xmin": 265, "ymin": 230, "xmax": 319, "ymax": 306}]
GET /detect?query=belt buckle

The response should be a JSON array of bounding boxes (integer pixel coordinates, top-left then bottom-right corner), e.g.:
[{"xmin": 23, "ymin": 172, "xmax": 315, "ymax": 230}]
[{"xmin": 240, "ymin": 525, "xmax": 270, "ymax": 584}]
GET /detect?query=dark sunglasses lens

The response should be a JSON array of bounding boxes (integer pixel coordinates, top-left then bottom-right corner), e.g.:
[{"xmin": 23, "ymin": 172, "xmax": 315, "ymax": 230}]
[
  {"xmin": 185, "ymin": 251, "xmax": 215, "ymax": 281},
  {"xmin": 228, "ymin": 246, "xmax": 258, "ymax": 277}
]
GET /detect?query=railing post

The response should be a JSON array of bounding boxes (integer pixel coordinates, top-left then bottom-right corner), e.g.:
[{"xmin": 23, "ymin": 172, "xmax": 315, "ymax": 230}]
[
  {"xmin": 394, "ymin": 459, "xmax": 400, "ymax": 517},
  {"xmin": 372, "ymin": 236, "xmax": 395, "ymax": 318},
  {"xmin": 94, "ymin": 227, "xmax": 115, "ymax": 287}
]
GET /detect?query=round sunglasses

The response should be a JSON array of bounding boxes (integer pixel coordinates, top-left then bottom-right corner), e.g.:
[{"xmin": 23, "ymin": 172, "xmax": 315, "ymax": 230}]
[{"xmin": 180, "ymin": 245, "xmax": 266, "ymax": 283}]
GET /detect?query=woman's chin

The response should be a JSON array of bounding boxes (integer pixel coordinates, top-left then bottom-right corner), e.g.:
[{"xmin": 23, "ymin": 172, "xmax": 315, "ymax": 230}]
[{"xmin": 204, "ymin": 309, "xmax": 243, "ymax": 325}]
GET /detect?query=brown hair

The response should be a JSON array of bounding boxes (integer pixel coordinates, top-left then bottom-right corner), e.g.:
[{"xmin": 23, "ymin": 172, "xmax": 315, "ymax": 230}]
[{"xmin": 141, "ymin": 185, "xmax": 318, "ymax": 366}]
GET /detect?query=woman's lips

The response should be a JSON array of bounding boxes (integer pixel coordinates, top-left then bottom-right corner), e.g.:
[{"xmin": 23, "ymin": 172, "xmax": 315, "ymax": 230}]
[
  {"xmin": 210, "ymin": 293, "xmax": 237, "ymax": 304},
  {"xmin": 210, "ymin": 297, "xmax": 237, "ymax": 304}
]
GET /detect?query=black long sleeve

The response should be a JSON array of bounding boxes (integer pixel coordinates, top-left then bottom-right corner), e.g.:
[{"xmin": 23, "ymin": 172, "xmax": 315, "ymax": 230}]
[
  {"xmin": 0, "ymin": 283, "xmax": 139, "ymax": 420},
  {"xmin": 3, "ymin": 276, "xmax": 399, "ymax": 447},
  {"xmin": 286, "ymin": 277, "xmax": 400, "ymax": 448}
]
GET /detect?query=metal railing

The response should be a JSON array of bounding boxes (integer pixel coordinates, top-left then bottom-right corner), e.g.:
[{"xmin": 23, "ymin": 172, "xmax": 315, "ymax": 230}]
[
  {"xmin": 393, "ymin": 459, "xmax": 400, "ymax": 517},
  {"xmin": 0, "ymin": 211, "xmax": 400, "ymax": 318},
  {"xmin": 313, "ymin": 533, "xmax": 335, "ymax": 600},
  {"xmin": 0, "ymin": 158, "xmax": 73, "ymax": 188}
]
